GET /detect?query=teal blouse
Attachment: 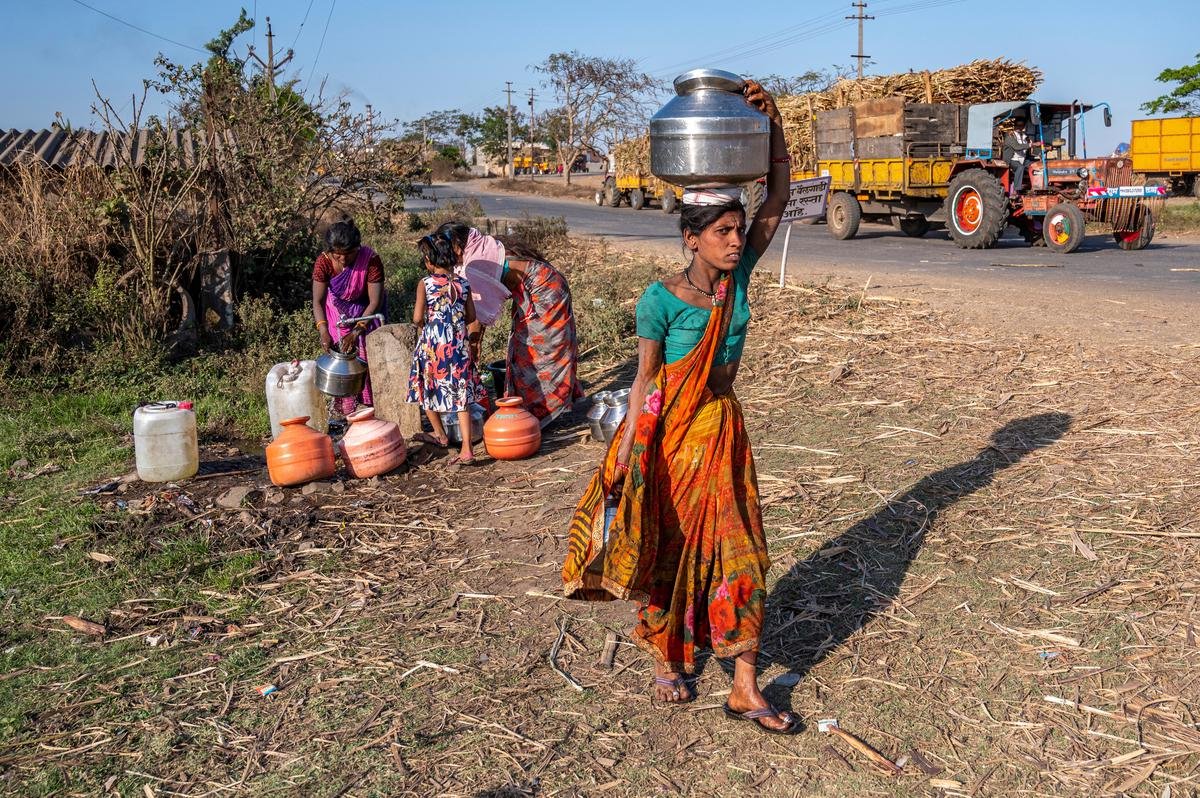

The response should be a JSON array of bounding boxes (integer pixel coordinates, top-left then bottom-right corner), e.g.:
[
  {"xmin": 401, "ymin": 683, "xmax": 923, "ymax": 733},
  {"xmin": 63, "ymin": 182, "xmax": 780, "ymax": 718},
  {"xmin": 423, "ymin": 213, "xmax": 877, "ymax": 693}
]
[{"xmin": 635, "ymin": 246, "xmax": 759, "ymax": 365}]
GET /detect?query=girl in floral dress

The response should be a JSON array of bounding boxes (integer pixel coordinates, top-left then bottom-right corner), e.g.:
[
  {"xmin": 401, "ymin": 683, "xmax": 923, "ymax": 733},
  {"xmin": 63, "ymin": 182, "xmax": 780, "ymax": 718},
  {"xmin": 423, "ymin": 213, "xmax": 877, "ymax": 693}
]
[{"xmin": 407, "ymin": 232, "xmax": 481, "ymax": 465}]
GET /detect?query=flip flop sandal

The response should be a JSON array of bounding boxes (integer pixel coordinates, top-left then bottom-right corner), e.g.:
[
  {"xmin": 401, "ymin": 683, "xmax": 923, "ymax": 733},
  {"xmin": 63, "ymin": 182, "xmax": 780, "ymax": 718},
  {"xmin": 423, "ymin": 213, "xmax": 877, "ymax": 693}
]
[
  {"xmin": 412, "ymin": 432, "xmax": 449, "ymax": 447},
  {"xmin": 722, "ymin": 703, "xmax": 801, "ymax": 736},
  {"xmin": 447, "ymin": 455, "xmax": 476, "ymax": 466},
  {"xmin": 653, "ymin": 675, "xmax": 694, "ymax": 703}
]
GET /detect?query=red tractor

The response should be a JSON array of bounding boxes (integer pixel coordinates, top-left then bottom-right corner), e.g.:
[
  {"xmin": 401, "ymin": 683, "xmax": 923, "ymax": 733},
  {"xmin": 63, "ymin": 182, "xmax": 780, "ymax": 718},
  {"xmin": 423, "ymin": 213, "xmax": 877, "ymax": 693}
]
[{"xmin": 945, "ymin": 101, "xmax": 1166, "ymax": 254}]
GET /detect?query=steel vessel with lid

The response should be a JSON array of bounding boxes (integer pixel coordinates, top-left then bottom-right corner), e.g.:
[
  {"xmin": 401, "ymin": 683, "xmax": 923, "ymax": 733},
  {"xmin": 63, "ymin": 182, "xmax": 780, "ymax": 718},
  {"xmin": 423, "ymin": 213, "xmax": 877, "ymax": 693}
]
[
  {"xmin": 314, "ymin": 348, "xmax": 367, "ymax": 397},
  {"xmin": 649, "ymin": 68, "xmax": 770, "ymax": 188}
]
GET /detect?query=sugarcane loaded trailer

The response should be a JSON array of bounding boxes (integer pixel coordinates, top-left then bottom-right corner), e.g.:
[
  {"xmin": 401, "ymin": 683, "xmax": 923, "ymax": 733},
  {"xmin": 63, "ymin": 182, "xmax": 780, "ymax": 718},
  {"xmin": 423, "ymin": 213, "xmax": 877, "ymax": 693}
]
[
  {"xmin": 597, "ymin": 171, "xmax": 684, "ymax": 212},
  {"xmin": 817, "ymin": 98, "xmax": 1167, "ymax": 253},
  {"xmin": 1130, "ymin": 116, "xmax": 1200, "ymax": 198},
  {"xmin": 597, "ymin": 170, "xmax": 768, "ymax": 216}
]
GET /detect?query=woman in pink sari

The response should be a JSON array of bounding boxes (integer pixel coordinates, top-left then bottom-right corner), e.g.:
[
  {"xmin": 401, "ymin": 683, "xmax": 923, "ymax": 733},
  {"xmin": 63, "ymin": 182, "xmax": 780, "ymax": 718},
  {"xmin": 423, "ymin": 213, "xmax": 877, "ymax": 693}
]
[{"xmin": 311, "ymin": 219, "xmax": 386, "ymax": 414}]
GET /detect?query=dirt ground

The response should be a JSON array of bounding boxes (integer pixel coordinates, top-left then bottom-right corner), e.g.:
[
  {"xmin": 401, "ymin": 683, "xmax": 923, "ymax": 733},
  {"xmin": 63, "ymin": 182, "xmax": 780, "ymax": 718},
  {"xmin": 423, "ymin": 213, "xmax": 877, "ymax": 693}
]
[{"xmin": 6, "ymin": 250, "xmax": 1200, "ymax": 797}]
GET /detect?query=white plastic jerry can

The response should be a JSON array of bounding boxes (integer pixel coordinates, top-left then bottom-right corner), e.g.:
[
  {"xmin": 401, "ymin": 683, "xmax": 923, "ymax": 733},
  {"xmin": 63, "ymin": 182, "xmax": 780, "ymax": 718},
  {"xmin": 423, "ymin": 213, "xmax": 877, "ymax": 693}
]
[
  {"xmin": 266, "ymin": 360, "xmax": 328, "ymax": 439},
  {"xmin": 133, "ymin": 401, "xmax": 199, "ymax": 482}
]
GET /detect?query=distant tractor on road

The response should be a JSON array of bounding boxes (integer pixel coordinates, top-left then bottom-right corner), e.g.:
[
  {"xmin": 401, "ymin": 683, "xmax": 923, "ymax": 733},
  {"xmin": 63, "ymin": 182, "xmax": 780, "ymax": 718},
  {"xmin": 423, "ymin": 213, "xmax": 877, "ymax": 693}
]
[
  {"xmin": 945, "ymin": 101, "xmax": 1164, "ymax": 253},
  {"xmin": 816, "ymin": 98, "xmax": 1166, "ymax": 254}
]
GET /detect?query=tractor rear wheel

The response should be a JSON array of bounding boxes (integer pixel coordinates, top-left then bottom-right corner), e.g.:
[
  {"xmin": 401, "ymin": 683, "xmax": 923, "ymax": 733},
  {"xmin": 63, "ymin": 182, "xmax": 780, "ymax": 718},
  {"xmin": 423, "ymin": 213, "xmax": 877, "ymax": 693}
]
[
  {"xmin": 1043, "ymin": 203, "xmax": 1087, "ymax": 254},
  {"xmin": 895, "ymin": 215, "xmax": 930, "ymax": 238},
  {"xmin": 629, "ymin": 189, "xmax": 645, "ymax": 210},
  {"xmin": 827, "ymin": 192, "xmax": 862, "ymax": 240},
  {"xmin": 1114, "ymin": 205, "xmax": 1155, "ymax": 251},
  {"xmin": 605, "ymin": 179, "xmax": 621, "ymax": 208},
  {"xmin": 661, "ymin": 190, "xmax": 677, "ymax": 214},
  {"xmin": 945, "ymin": 170, "xmax": 1008, "ymax": 249}
]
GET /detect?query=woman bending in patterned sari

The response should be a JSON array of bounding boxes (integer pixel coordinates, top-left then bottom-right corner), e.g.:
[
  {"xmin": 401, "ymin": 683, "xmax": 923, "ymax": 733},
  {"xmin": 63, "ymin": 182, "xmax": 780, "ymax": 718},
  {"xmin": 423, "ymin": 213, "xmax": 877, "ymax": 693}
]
[
  {"xmin": 563, "ymin": 80, "xmax": 796, "ymax": 734},
  {"xmin": 497, "ymin": 237, "xmax": 584, "ymax": 428}
]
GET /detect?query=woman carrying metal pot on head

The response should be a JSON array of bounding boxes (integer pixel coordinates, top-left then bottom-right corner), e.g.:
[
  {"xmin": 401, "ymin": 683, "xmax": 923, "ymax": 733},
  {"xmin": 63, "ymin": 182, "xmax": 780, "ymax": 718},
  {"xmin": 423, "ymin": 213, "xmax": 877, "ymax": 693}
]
[
  {"xmin": 311, "ymin": 219, "xmax": 386, "ymax": 414},
  {"xmin": 563, "ymin": 79, "xmax": 799, "ymax": 734}
]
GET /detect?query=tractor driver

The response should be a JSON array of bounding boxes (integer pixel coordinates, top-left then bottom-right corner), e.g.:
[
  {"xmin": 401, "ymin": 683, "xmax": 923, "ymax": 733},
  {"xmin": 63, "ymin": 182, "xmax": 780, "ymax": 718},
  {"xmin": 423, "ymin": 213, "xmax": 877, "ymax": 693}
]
[{"xmin": 1002, "ymin": 117, "xmax": 1034, "ymax": 196}]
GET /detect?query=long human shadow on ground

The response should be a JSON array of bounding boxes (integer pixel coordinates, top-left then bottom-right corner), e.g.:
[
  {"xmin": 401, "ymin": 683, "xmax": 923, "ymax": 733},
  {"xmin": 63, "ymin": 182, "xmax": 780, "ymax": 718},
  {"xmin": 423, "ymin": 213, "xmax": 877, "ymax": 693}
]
[{"xmin": 759, "ymin": 412, "xmax": 1072, "ymax": 689}]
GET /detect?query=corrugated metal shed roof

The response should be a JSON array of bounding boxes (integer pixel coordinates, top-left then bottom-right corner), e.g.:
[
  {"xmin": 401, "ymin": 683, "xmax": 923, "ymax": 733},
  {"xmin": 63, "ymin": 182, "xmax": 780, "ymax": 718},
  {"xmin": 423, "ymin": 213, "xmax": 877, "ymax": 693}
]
[{"xmin": 0, "ymin": 128, "xmax": 233, "ymax": 169}]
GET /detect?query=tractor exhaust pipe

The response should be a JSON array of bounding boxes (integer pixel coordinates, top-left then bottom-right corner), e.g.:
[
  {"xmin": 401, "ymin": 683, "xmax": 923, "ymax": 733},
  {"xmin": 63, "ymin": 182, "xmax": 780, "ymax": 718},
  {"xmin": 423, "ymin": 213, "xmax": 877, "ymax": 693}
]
[{"xmin": 1068, "ymin": 100, "xmax": 1078, "ymax": 159}]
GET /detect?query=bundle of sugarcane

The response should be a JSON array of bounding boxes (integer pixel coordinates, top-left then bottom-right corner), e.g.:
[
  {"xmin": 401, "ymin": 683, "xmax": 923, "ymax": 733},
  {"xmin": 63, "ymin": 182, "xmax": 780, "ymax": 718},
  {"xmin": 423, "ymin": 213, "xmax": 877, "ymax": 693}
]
[
  {"xmin": 777, "ymin": 58, "xmax": 1042, "ymax": 171},
  {"xmin": 612, "ymin": 136, "xmax": 651, "ymax": 176}
]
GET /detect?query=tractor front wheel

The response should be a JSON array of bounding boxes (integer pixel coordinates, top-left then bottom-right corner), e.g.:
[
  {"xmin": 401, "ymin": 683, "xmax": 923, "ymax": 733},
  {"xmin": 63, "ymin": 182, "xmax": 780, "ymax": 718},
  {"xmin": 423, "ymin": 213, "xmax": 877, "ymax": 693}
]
[
  {"xmin": 661, "ymin": 190, "xmax": 677, "ymax": 214},
  {"xmin": 945, "ymin": 170, "xmax": 1008, "ymax": 249},
  {"xmin": 827, "ymin": 192, "xmax": 862, "ymax": 240},
  {"xmin": 1114, "ymin": 205, "xmax": 1155, "ymax": 251},
  {"xmin": 1043, "ymin": 203, "xmax": 1087, "ymax": 254}
]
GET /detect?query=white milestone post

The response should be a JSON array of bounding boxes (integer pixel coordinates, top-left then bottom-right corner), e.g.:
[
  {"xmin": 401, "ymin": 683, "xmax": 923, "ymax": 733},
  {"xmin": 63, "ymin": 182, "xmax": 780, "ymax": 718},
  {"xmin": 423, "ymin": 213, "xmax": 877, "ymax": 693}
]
[
  {"xmin": 778, "ymin": 223, "xmax": 794, "ymax": 288},
  {"xmin": 777, "ymin": 176, "xmax": 832, "ymax": 289}
]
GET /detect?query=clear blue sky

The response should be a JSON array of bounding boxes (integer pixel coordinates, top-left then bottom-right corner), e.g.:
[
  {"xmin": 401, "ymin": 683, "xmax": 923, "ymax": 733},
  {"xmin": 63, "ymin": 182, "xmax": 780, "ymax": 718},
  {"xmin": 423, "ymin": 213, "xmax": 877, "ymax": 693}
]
[{"xmin": 1, "ymin": 0, "xmax": 1194, "ymax": 153}]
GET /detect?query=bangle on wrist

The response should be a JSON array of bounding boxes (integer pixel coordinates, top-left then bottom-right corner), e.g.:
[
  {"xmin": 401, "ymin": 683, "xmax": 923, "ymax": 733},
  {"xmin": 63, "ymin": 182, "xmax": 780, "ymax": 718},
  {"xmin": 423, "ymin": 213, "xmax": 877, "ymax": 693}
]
[
  {"xmin": 616, "ymin": 462, "xmax": 630, "ymax": 472},
  {"xmin": 316, "ymin": 320, "xmax": 328, "ymax": 328}
]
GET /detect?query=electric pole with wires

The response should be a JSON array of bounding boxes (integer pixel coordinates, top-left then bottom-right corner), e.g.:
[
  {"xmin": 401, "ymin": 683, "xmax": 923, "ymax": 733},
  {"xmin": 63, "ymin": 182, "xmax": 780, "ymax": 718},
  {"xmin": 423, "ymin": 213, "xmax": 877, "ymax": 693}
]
[
  {"xmin": 246, "ymin": 16, "xmax": 294, "ymax": 102},
  {"xmin": 505, "ymin": 81, "xmax": 514, "ymax": 178},
  {"xmin": 846, "ymin": 1, "xmax": 873, "ymax": 81},
  {"xmin": 527, "ymin": 88, "xmax": 536, "ymax": 179}
]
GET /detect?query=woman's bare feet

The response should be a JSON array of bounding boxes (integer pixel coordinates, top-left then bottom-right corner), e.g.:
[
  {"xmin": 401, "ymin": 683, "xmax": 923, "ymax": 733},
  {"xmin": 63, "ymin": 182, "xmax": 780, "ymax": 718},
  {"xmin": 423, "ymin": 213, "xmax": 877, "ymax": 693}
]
[
  {"xmin": 724, "ymin": 652, "xmax": 798, "ymax": 733},
  {"xmin": 652, "ymin": 664, "xmax": 693, "ymax": 703}
]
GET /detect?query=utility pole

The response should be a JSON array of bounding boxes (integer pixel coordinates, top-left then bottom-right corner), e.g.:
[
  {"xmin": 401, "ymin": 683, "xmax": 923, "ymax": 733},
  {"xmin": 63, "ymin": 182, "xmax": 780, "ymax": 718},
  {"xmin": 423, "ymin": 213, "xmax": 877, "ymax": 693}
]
[
  {"xmin": 527, "ymin": 88, "xmax": 536, "ymax": 180},
  {"xmin": 365, "ymin": 104, "xmax": 373, "ymax": 145},
  {"xmin": 846, "ymin": 2, "xmax": 874, "ymax": 81},
  {"xmin": 246, "ymin": 16, "xmax": 294, "ymax": 103},
  {"xmin": 505, "ymin": 81, "xmax": 514, "ymax": 178}
]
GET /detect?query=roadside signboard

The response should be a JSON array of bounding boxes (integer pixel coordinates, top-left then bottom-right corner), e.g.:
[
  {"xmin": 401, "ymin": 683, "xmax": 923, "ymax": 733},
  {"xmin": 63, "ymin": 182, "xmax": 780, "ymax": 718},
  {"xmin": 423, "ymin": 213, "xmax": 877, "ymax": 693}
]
[
  {"xmin": 778, "ymin": 176, "xmax": 832, "ymax": 286},
  {"xmin": 781, "ymin": 176, "xmax": 832, "ymax": 222}
]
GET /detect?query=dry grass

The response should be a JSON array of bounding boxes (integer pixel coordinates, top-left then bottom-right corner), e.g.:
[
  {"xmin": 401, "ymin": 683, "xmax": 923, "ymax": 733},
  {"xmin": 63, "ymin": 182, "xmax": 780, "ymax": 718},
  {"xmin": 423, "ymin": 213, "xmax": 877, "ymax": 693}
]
[{"xmin": 2, "ymin": 238, "xmax": 1199, "ymax": 796}]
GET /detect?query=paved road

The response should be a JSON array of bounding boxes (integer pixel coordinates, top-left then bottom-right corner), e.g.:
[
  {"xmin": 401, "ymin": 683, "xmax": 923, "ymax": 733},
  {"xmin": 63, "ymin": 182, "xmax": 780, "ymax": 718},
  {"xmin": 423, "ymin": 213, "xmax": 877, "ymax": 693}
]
[{"xmin": 410, "ymin": 181, "xmax": 1200, "ymax": 302}]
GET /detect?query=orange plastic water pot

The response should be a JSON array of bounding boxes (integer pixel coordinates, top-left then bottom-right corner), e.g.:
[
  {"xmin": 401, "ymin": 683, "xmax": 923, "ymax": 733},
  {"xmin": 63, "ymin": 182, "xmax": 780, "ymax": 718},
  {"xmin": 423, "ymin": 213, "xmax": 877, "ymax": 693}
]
[
  {"xmin": 482, "ymin": 397, "xmax": 541, "ymax": 460},
  {"xmin": 266, "ymin": 416, "xmax": 336, "ymax": 486}
]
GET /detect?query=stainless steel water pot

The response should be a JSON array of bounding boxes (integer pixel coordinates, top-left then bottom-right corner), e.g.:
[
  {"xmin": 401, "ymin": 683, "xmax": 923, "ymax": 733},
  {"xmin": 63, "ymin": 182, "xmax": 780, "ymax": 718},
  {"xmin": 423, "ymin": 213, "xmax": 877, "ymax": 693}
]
[
  {"xmin": 600, "ymin": 389, "xmax": 631, "ymax": 444},
  {"xmin": 587, "ymin": 391, "xmax": 612, "ymax": 443},
  {"xmin": 315, "ymin": 349, "xmax": 368, "ymax": 397},
  {"xmin": 649, "ymin": 68, "xmax": 770, "ymax": 188}
]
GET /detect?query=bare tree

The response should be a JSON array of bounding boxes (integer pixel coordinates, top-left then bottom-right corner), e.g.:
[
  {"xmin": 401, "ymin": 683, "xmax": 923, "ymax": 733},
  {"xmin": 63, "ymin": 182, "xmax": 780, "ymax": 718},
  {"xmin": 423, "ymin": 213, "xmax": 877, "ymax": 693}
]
[{"xmin": 534, "ymin": 51, "xmax": 657, "ymax": 184}]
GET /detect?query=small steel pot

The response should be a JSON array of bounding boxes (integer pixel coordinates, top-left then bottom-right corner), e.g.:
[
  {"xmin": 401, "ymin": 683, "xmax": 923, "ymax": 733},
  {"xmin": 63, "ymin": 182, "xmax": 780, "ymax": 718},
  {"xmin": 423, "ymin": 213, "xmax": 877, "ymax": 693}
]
[
  {"xmin": 600, "ymin": 388, "xmax": 631, "ymax": 444},
  {"xmin": 587, "ymin": 391, "xmax": 613, "ymax": 442},
  {"xmin": 315, "ymin": 349, "xmax": 368, "ymax": 397}
]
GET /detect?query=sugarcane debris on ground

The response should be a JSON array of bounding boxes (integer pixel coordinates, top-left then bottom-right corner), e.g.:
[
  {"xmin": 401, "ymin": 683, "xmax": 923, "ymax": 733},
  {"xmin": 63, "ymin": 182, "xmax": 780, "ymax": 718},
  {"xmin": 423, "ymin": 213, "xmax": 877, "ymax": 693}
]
[{"xmin": 3, "ymin": 235, "xmax": 1199, "ymax": 797}]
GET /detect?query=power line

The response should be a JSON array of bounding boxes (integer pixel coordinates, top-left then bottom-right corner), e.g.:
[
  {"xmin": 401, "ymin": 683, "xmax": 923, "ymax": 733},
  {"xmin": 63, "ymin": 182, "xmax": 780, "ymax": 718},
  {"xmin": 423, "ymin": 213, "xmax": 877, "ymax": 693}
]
[
  {"xmin": 646, "ymin": 0, "xmax": 963, "ymax": 82},
  {"xmin": 290, "ymin": 0, "xmax": 317, "ymax": 51},
  {"xmin": 306, "ymin": 0, "xmax": 338, "ymax": 88},
  {"xmin": 647, "ymin": 4, "xmax": 849, "ymax": 78},
  {"xmin": 66, "ymin": 0, "xmax": 204, "ymax": 53}
]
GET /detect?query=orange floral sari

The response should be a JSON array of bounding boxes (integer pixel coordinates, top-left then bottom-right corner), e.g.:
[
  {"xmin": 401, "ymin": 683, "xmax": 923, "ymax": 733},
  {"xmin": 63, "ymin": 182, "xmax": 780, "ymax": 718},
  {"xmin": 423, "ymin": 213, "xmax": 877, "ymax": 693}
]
[{"xmin": 563, "ymin": 276, "xmax": 770, "ymax": 673}]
